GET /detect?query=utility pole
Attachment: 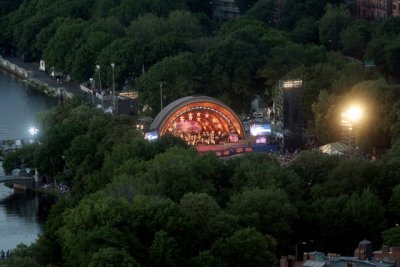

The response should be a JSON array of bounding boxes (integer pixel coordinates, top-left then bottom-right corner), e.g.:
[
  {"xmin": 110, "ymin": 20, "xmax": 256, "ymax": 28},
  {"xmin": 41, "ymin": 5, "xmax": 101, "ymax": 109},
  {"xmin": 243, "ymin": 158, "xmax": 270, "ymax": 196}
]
[
  {"xmin": 111, "ymin": 63, "xmax": 116, "ymax": 113},
  {"xmin": 159, "ymin": 81, "xmax": 166, "ymax": 110},
  {"xmin": 96, "ymin": 65, "xmax": 103, "ymax": 108}
]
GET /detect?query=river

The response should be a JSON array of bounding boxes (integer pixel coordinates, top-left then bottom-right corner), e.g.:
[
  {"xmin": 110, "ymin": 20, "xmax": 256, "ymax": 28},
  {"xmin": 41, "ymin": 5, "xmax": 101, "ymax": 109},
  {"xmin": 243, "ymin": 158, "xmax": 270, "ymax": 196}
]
[{"xmin": 0, "ymin": 70, "xmax": 56, "ymax": 251}]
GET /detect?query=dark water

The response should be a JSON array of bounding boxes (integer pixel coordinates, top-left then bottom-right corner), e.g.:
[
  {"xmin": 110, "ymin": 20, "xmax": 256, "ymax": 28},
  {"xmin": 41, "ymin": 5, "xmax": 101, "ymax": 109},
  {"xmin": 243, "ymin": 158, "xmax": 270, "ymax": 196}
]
[
  {"xmin": 0, "ymin": 183, "xmax": 56, "ymax": 250},
  {"xmin": 0, "ymin": 70, "xmax": 56, "ymax": 250},
  {"xmin": 0, "ymin": 70, "xmax": 54, "ymax": 140}
]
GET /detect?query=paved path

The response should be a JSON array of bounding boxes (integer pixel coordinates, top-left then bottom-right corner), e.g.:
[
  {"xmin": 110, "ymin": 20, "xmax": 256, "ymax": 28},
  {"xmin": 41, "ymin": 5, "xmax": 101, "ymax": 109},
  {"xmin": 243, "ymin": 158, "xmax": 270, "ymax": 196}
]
[{"xmin": 2, "ymin": 56, "xmax": 110, "ymax": 108}]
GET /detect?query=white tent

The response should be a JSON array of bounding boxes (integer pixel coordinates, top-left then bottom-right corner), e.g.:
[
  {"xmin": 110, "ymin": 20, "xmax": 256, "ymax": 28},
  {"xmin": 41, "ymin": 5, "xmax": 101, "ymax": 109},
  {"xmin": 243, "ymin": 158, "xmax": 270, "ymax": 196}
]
[{"xmin": 319, "ymin": 142, "xmax": 349, "ymax": 155}]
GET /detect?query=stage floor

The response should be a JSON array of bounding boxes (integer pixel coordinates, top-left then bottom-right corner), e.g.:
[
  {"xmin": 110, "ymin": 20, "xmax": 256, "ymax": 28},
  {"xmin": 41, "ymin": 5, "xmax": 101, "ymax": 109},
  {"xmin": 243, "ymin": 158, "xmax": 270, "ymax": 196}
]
[{"xmin": 195, "ymin": 140, "xmax": 252, "ymax": 157}]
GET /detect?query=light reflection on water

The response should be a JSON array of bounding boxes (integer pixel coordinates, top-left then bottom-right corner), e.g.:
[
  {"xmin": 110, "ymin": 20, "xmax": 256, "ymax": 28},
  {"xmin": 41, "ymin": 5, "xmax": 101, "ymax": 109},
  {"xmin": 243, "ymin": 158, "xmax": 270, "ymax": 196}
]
[
  {"xmin": 0, "ymin": 71, "xmax": 56, "ymax": 250},
  {"xmin": 0, "ymin": 183, "xmax": 42, "ymax": 251},
  {"xmin": 0, "ymin": 70, "xmax": 54, "ymax": 140}
]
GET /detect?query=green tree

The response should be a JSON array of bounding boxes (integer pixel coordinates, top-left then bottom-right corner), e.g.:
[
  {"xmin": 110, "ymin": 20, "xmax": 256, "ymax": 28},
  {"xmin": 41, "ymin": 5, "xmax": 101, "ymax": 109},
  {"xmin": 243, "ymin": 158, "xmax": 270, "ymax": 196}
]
[
  {"xmin": 149, "ymin": 230, "xmax": 182, "ymax": 267},
  {"xmin": 138, "ymin": 147, "xmax": 216, "ymax": 201},
  {"xmin": 89, "ymin": 247, "xmax": 138, "ymax": 267},
  {"xmin": 308, "ymin": 194, "xmax": 350, "ymax": 253},
  {"xmin": 229, "ymin": 153, "xmax": 302, "ymax": 201},
  {"xmin": 343, "ymin": 189, "xmax": 386, "ymax": 245},
  {"xmin": 340, "ymin": 19, "xmax": 370, "ymax": 59},
  {"xmin": 229, "ymin": 187, "xmax": 296, "ymax": 241},
  {"xmin": 0, "ymin": 0, "xmax": 23, "ymax": 16},
  {"xmin": 43, "ymin": 18, "xmax": 89, "ymax": 72},
  {"xmin": 277, "ymin": 0, "xmax": 333, "ymax": 30},
  {"xmin": 96, "ymin": 38, "xmax": 142, "ymax": 90},
  {"xmin": 110, "ymin": 0, "xmax": 187, "ymax": 26},
  {"xmin": 34, "ymin": 17, "xmax": 66, "ymax": 55},
  {"xmin": 166, "ymin": 10, "xmax": 202, "ymax": 38},
  {"xmin": 70, "ymin": 30, "xmax": 116, "ymax": 81},
  {"xmin": 235, "ymin": 0, "xmax": 258, "ymax": 13},
  {"xmin": 64, "ymin": 135, "xmax": 97, "ymax": 171},
  {"xmin": 290, "ymin": 16, "xmax": 319, "ymax": 44},
  {"xmin": 289, "ymin": 150, "xmax": 340, "ymax": 198},
  {"xmin": 245, "ymin": 0, "xmax": 278, "ymax": 25},
  {"xmin": 59, "ymin": 193, "xmax": 135, "ymax": 267},
  {"xmin": 127, "ymin": 13, "xmax": 168, "ymax": 43},
  {"xmin": 211, "ymin": 228, "xmax": 276, "ymax": 267},
  {"xmin": 384, "ymin": 35, "xmax": 400, "ymax": 78},
  {"xmin": 179, "ymin": 193, "xmax": 221, "ymax": 249},
  {"xmin": 199, "ymin": 22, "xmax": 270, "ymax": 112},
  {"xmin": 318, "ymin": 4, "xmax": 351, "ymax": 51},
  {"xmin": 0, "ymin": 244, "xmax": 40, "ymax": 267},
  {"xmin": 365, "ymin": 36, "xmax": 391, "ymax": 78},
  {"xmin": 13, "ymin": 13, "xmax": 56, "ymax": 60},
  {"xmin": 185, "ymin": 0, "xmax": 213, "ymax": 16},
  {"xmin": 180, "ymin": 193, "xmax": 221, "ymax": 230},
  {"xmin": 2, "ymin": 144, "xmax": 37, "ymax": 175},
  {"xmin": 311, "ymin": 90, "xmax": 340, "ymax": 144},
  {"xmin": 136, "ymin": 52, "xmax": 198, "ymax": 114},
  {"xmin": 383, "ymin": 226, "xmax": 400, "ymax": 247},
  {"xmin": 388, "ymin": 185, "xmax": 400, "ymax": 224}
]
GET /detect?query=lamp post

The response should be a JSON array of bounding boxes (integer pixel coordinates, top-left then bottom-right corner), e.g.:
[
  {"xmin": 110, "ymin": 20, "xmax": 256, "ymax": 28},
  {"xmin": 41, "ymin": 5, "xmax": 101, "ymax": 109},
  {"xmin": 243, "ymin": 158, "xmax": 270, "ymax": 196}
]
[
  {"xmin": 96, "ymin": 65, "xmax": 103, "ymax": 108},
  {"xmin": 341, "ymin": 105, "xmax": 363, "ymax": 157},
  {"xmin": 89, "ymin": 77, "xmax": 95, "ymax": 104},
  {"xmin": 111, "ymin": 63, "xmax": 116, "ymax": 113}
]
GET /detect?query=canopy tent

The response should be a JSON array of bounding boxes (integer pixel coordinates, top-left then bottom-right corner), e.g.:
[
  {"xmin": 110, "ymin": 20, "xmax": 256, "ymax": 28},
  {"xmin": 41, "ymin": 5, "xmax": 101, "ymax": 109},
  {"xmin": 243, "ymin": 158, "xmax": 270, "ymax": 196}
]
[{"xmin": 319, "ymin": 142, "xmax": 349, "ymax": 155}]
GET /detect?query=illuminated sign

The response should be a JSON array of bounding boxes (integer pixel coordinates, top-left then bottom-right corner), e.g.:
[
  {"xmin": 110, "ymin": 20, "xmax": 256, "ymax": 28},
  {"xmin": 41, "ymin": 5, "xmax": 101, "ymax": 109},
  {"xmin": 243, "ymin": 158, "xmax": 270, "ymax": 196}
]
[
  {"xmin": 281, "ymin": 80, "xmax": 302, "ymax": 88},
  {"xmin": 119, "ymin": 91, "xmax": 138, "ymax": 99},
  {"xmin": 250, "ymin": 123, "xmax": 272, "ymax": 136},
  {"xmin": 144, "ymin": 130, "xmax": 158, "ymax": 141}
]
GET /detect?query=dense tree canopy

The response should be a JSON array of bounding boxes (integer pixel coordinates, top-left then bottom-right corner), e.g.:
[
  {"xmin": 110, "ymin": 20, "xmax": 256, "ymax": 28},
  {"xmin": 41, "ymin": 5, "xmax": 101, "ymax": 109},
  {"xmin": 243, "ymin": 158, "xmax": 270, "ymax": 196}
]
[{"xmin": 3, "ymin": 1, "xmax": 400, "ymax": 266}]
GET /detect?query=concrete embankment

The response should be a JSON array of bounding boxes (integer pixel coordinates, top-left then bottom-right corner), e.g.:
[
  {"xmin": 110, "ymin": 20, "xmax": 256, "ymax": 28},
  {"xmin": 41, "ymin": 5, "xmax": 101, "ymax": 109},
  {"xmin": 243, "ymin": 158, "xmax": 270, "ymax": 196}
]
[{"xmin": 0, "ymin": 56, "xmax": 73, "ymax": 98}]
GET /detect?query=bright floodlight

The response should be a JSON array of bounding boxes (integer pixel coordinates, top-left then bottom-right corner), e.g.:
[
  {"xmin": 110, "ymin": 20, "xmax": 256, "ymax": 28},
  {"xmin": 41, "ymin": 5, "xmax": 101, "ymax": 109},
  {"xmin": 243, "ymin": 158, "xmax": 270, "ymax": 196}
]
[
  {"xmin": 29, "ymin": 127, "xmax": 39, "ymax": 136},
  {"xmin": 342, "ymin": 105, "xmax": 362, "ymax": 123}
]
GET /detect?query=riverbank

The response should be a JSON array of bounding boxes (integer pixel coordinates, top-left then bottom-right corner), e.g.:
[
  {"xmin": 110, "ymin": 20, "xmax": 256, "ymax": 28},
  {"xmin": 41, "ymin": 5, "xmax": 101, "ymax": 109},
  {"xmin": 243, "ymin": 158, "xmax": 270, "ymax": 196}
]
[
  {"xmin": 0, "ymin": 56, "xmax": 75, "ymax": 99},
  {"xmin": 0, "ymin": 56, "xmax": 112, "ymax": 109}
]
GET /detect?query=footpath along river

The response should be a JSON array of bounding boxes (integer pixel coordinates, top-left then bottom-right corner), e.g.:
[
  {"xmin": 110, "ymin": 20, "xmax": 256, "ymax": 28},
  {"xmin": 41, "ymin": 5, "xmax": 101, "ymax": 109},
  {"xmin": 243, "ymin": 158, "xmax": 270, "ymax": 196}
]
[{"xmin": 0, "ymin": 70, "xmax": 56, "ymax": 251}]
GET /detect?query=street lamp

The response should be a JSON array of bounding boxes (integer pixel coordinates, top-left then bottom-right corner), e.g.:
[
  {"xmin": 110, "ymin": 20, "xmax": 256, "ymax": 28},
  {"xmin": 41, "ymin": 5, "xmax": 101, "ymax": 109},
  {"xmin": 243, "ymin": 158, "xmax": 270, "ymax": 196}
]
[
  {"xmin": 111, "ymin": 63, "xmax": 116, "ymax": 113},
  {"xmin": 96, "ymin": 65, "xmax": 103, "ymax": 108},
  {"xmin": 89, "ymin": 77, "xmax": 95, "ymax": 104}
]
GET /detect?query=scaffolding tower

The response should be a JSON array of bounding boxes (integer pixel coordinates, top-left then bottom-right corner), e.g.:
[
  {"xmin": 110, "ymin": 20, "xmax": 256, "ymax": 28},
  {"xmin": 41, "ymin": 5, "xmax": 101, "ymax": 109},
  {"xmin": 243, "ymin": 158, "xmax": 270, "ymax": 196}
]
[
  {"xmin": 340, "ymin": 118, "xmax": 359, "ymax": 157},
  {"xmin": 274, "ymin": 80, "xmax": 303, "ymax": 151}
]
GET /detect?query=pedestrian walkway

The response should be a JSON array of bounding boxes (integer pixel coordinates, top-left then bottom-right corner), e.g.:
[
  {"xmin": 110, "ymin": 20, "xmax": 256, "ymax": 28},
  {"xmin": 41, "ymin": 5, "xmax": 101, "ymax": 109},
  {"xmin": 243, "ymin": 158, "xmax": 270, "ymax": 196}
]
[
  {"xmin": 1, "ymin": 56, "xmax": 109, "ymax": 108},
  {"xmin": 3, "ymin": 57, "xmax": 83, "ymax": 96}
]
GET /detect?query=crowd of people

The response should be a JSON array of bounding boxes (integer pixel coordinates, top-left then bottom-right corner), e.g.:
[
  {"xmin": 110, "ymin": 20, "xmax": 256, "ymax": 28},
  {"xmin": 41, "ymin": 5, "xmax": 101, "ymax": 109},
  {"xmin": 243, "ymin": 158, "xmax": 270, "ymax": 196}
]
[
  {"xmin": 276, "ymin": 152, "xmax": 298, "ymax": 167},
  {"xmin": 40, "ymin": 181, "xmax": 70, "ymax": 195}
]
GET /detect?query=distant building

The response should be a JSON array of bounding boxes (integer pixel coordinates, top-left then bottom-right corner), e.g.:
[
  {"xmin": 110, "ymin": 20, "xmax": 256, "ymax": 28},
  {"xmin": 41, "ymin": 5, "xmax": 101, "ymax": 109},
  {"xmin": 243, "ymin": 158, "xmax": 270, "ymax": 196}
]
[
  {"xmin": 280, "ymin": 240, "xmax": 397, "ymax": 267},
  {"xmin": 354, "ymin": 239, "xmax": 373, "ymax": 260},
  {"xmin": 393, "ymin": 0, "xmax": 400, "ymax": 16},
  {"xmin": 346, "ymin": 0, "xmax": 357, "ymax": 15},
  {"xmin": 212, "ymin": 0, "xmax": 240, "ymax": 21},
  {"xmin": 373, "ymin": 245, "xmax": 400, "ymax": 265},
  {"xmin": 356, "ymin": 0, "xmax": 393, "ymax": 20}
]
